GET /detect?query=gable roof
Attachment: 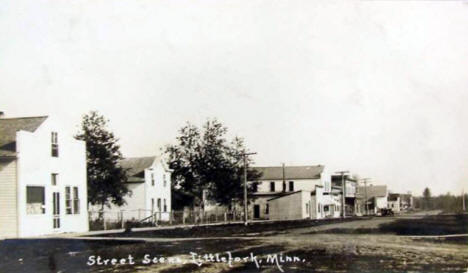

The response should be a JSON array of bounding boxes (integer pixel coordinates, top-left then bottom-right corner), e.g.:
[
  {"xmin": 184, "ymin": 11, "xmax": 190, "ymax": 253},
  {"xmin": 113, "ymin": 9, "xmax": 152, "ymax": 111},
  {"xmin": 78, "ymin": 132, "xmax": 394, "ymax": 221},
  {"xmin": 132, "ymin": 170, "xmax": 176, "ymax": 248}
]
[
  {"xmin": 356, "ymin": 185, "xmax": 387, "ymax": 199},
  {"xmin": 0, "ymin": 116, "xmax": 48, "ymax": 157},
  {"xmin": 252, "ymin": 165, "xmax": 324, "ymax": 180},
  {"xmin": 119, "ymin": 156, "xmax": 156, "ymax": 182}
]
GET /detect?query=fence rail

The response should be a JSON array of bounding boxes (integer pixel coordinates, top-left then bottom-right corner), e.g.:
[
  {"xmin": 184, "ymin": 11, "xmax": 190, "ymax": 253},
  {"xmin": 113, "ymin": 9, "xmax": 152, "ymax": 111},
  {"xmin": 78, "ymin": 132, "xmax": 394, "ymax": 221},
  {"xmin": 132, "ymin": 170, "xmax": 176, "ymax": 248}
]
[{"xmin": 88, "ymin": 209, "xmax": 245, "ymax": 231}]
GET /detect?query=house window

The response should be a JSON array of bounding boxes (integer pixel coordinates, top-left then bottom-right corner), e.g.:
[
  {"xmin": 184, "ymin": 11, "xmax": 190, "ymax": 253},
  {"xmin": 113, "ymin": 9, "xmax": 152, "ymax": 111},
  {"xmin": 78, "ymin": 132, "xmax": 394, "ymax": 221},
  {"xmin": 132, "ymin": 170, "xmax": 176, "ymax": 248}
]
[
  {"xmin": 151, "ymin": 198, "xmax": 155, "ymax": 213},
  {"xmin": 65, "ymin": 187, "xmax": 72, "ymax": 214},
  {"xmin": 163, "ymin": 199, "xmax": 167, "ymax": 212},
  {"xmin": 51, "ymin": 132, "xmax": 59, "ymax": 157},
  {"xmin": 151, "ymin": 173, "xmax": 155, "ymax": 186},
  {"xmin": 289, "ymin": 181, "xmax": 294, "ymax": 191},
  {"xmin": 270, "ymin": 182, "xmax": 275, "ymax": 192},
  {"xmin": 157, "ymin": 198, "xmax": 161, "ymax": 211},
  {"xmin": 73, "ymin": 187, "xmax": 80, "ymax": 214},
  {"xmin": 26, "ymin": 186, "xmax": 45, "ymax": 214},
  {"xmin": 265, "ymin": 204, "xmax": 269, "ymax": 214},
  {"xmin": 51, "ymin": 173, "xmax": 58, "ymax": 186},
  {"xmin": 65, "ymin": 186, "xmax": 80, "ymax": 214},
  {"xmin": 163, "ymin": 174, "xmax": 167, "ymax": 187}
]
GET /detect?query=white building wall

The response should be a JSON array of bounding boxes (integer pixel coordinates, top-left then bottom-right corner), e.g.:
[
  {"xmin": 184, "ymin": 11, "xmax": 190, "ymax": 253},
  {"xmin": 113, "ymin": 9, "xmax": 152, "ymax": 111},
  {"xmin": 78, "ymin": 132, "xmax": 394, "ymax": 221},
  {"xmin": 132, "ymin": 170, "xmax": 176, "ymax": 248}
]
[
  {"xmin": 144, "ymin": 161, "xmax": 172, "ymax": 221},
  {"xmin": 374, "ymin": 196, "xmax": 388, "ymax": 214},
  {"xmin": 97, "ymin": 160, "xmax": 172, "ymax": 222},
  {"xmin": 268, "ymin": 191, "xmax": 311, "ymax": 221},
  {"xmin": 16, "ymin": 117, "xmax": 89, "ymax": 237},
  {"xmin": 388, "ymin": 199, "xmax": 400, "ymax": 213}
]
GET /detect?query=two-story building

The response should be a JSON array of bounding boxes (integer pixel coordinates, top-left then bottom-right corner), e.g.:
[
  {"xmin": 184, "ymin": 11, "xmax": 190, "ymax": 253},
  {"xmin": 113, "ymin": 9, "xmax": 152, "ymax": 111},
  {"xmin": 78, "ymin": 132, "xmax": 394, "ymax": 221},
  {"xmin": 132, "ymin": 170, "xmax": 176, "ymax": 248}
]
[
  {"xmin": 387, "ymin": 192, "xmax": 413, "ymax": 213},
  {"xmin": 331, "ymin": 175, "xmax": 358, "ymax": 216},
  {"xmin": 387, "ymin": 193, "xmax": 401, "ymax": 213},
  {"xmin": 0, "ymin": 114, "xmax": 89, "ymax": 238},
  {"xmin": 249, "ymin": 165, "xmax": 334, "ymax": 220},
  {"xmin": 94, "ymin": 156, "xmax": 172, "ymax": 222}
]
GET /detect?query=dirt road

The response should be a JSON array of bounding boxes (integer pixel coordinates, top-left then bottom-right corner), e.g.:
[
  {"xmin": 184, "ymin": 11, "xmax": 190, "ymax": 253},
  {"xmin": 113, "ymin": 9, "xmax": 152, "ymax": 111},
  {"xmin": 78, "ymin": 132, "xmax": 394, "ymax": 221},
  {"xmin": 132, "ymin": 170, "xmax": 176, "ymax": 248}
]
[{"xmin": 1, "ymin": 212, "xmax": 467, "ymax": 273}]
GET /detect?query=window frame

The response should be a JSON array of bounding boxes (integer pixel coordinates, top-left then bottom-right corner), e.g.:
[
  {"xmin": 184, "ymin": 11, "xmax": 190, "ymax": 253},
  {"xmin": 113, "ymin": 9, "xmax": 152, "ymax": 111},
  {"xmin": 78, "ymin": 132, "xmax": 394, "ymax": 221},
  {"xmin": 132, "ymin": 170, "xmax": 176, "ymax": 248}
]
[
  {"xmin": 51, "ymin": 173, "xmax": 58, "ymax": 186},
  {"xmin": 270, "ymin": 182, "xmax": 275, "ymax": 192},
  {"xmin": 73, "ymin": 186, "xmax": 80, "ymax": 214},
  {"xmin": 26, "ymin": 186, "xmax": 46, "ymax": 215},
  {"xmin": 289, "ymin": 181, "xmax": 294, "ymax": 191},
  {"xmin": 65, "ymin": 186, "xmax": 72, "ymax": 214},
  {"xmin": 51, "ymin": 132, "xmax": 59, "ymax": 157}
]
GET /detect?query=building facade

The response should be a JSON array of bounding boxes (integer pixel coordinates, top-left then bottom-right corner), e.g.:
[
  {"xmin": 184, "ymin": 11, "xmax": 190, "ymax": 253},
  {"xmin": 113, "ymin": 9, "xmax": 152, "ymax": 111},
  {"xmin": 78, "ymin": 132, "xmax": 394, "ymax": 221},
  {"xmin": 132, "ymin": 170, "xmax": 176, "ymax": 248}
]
[
  {"xmin": 331, "ymin": 175, "xmax": 358, "ymax": 216},
  {"xmin": 94, "ymin": 156, "xmax": 172, "ymax": 222},
  {"xmin": 249, "ymin": 165, "xmax": 333, "ymax": 220},
  {"xmin": 0, "ymin": 115, "xmax": 89, "ymax": 238},
  {"xmin": 356, "ymin": 185, "xmax": 388, "ymax": 215}
]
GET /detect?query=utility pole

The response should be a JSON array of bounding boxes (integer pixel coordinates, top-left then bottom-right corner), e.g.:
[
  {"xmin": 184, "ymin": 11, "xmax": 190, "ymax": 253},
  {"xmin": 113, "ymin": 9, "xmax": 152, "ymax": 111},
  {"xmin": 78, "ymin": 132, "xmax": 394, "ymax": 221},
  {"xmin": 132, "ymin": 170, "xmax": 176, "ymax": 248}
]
[
  {"xmin": 463, "ymin": 189, "xmax": 466, "ymax": 211},
  {"xmin": 241, "ymin": 152, "xmax": 257, "ymax": 226},
  {"xmin": 360, "ymin": 178, "xmax": 371, "ymax": 216},
  {"xmin": 282, "ymin": 163, "xmax": 286, "ymax": 192},
  {"xmin": 335, "ymin": 171, "xmax": 349, "ymax": 219}
]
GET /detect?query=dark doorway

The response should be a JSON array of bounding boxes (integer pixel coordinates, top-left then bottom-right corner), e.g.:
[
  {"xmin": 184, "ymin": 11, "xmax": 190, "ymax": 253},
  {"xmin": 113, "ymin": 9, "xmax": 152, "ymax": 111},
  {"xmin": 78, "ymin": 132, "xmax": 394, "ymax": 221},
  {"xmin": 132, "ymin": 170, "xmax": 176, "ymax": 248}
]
[{"xmin": 253, "ymin": 204, "xmax": 260, "ymax": 219}]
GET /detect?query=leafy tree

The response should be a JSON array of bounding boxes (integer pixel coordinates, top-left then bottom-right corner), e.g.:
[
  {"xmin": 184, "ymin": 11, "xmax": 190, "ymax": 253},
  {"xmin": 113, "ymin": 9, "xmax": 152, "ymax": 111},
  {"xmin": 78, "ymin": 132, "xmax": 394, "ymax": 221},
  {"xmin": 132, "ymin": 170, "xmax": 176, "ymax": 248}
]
[
  {"xmin": 423, "ymin": 187, "xmax": 432, "ymax": 210},
  {"xmin": 75, "ymin": 111, "xmax": 129, "ymax": 213},
  {"xmin": 166, "ymin": 119, "xmax": 260, "ymax": 211}
]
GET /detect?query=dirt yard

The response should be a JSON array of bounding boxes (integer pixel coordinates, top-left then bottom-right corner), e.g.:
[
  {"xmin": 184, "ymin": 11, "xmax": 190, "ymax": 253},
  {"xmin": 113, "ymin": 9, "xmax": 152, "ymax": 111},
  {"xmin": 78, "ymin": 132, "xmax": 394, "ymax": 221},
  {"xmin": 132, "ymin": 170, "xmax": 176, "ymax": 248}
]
[{"xmin": 1, "ymin": 211, "xmax": 467, "ymax": 273}]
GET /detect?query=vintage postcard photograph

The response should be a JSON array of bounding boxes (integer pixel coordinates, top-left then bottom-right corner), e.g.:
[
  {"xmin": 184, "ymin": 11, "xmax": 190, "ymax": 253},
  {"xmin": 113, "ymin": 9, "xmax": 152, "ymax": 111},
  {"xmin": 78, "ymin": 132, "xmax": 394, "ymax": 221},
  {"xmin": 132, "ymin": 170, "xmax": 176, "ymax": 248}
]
[{"xmin": 1, "ymin": 0, "xmax": 467, "ymax": 272}]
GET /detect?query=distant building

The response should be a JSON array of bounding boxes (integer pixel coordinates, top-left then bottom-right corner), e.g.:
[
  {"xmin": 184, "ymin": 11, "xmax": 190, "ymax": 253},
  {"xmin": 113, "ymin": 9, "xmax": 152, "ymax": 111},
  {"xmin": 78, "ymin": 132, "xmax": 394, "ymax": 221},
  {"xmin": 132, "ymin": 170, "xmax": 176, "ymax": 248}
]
[
  {"xmin": 248, "ymin": 165, "xmax": 336, "ymax": 220},
  {"xmin": 331, "ymin": 175, "xmax": 358, "ymax": 216},
  {"xmin": 93, "ymin": 156, "xmax": 172, "ymax": 222},
  {"xmin": 399, "ymin": 193, "xmax": 413, "ymax": 211},
  {"xmin": 387, "ymin": 192, "xmax": 413, "ymax": 213},
  {"xmin": 0, "ymin": 114, "xmax": 89, "ymax": 238},
  {"xmin": 356, "ymin": 185, "xmax": 388, "ymax": 215},
  {"xmin": 387, "ymin": 193, "xmax": 401, "ymax": 213}
]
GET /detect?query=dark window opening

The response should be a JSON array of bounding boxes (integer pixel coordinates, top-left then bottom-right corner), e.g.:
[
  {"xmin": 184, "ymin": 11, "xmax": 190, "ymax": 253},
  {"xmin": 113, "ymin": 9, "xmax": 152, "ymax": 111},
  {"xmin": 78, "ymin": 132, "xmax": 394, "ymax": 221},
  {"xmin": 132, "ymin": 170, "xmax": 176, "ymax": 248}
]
[
  {"xmin": 51, "ymin": 173, "xmax": 58, "ymax": 186},
  {"xmin": 51, "ymin": 132, "xmax": 59, "ymax": 157},
  {"xmin": 26, "ymin": 186, "xmax": 45, "ymax": 214}
]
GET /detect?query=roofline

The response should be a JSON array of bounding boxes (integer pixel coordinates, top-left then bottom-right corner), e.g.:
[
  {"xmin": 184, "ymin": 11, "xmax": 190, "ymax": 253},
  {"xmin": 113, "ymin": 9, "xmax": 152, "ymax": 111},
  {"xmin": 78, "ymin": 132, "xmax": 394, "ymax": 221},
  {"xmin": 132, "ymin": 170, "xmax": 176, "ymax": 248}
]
[
  {"xmin": 0, "ymin": 115, "xmax": 48, "ymax": 120},
  {"xmin": 267, "ymin": 190, "xmax": 306, "ymax": 201},
  {"xmin": 252, "ymin": 165, "xmax": 324, "ymax": 168},
  {"xmin": 0, "ymin": 155, "xmax": 17, "ymax": 159}
]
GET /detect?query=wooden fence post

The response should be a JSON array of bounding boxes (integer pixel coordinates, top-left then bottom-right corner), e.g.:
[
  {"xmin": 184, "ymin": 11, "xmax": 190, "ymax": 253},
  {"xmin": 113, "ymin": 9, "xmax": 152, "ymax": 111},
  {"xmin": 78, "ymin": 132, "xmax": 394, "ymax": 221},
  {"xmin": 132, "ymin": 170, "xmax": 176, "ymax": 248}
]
[
  {"xmin": 121, "ymin": 211, "xmax": 124, "ymax": 229},
  {"xmin": 224, "ymin": 212, "xmax": 227, "ymax": 223}
]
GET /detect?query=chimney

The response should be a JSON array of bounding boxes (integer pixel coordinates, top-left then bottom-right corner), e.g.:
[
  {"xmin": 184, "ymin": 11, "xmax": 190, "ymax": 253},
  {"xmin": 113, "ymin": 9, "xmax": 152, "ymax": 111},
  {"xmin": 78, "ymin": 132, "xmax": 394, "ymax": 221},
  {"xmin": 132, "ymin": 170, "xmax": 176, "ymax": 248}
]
[{"xmin": 0, "ymin": 111, "xmax": 4, "ymax": 118}]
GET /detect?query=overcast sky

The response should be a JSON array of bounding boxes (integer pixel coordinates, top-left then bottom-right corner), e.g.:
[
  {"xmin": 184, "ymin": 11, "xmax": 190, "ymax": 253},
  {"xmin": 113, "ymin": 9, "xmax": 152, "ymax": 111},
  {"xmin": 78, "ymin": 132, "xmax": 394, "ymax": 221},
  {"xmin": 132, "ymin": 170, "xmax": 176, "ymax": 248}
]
[{"xmin": 1, "ymin": 0, "xmax": 468, "ymax": 196}]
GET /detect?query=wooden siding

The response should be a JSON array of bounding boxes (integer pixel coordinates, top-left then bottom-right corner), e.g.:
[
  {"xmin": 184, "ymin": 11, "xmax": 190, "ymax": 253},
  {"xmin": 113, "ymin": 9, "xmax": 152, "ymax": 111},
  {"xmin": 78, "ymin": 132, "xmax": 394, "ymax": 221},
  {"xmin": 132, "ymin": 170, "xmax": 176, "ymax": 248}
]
[{"xmin": 0, "ymin": 159, "xmax": 18, "ymax": 237}]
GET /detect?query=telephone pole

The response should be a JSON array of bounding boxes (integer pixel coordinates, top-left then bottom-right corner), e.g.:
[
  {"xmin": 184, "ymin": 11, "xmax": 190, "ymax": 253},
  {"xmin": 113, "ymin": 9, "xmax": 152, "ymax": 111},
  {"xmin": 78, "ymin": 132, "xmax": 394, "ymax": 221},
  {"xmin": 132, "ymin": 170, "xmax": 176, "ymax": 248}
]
[
  {"xmin": 282, "ymin": 163, "xmax": 286, "ymax": 192},
  {"xmin": 463, "ymin": 189, "xmax": 466, "ymax": 211},
  {"xmin": 241, "ymin": 152, "xmax": 257, "ymax": 226},
  {"xmin": 335, "ymin": 171, "xmax": 349, "ymax": 219},
  {"xmin": 360, "ymin": 178, "xmax": 371, "ymax": 216}
]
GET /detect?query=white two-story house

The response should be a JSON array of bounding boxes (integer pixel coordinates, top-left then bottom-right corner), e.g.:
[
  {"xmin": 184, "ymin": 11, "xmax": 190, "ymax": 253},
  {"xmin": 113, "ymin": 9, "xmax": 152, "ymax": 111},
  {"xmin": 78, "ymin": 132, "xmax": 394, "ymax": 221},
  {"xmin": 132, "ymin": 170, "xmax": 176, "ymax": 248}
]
[
  {"xmin": 249, "ymin": 165, "xmax": 335, "ymax": 220},
  {"xmin": 0, "ymin": 113, "xmax": 89, "ymax": 238},
  {"xmin": 97, "ymin": 156, "xmax": 172, "ymax": 222}
]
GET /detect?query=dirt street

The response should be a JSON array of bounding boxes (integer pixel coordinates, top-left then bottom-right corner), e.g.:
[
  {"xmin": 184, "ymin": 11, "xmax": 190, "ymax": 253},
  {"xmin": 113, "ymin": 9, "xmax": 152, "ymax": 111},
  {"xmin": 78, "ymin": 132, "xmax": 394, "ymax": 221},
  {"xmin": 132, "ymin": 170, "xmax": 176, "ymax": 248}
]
[{"xmin": 1, "ymin": 212, "xmax": 467, "ymax": 273}]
